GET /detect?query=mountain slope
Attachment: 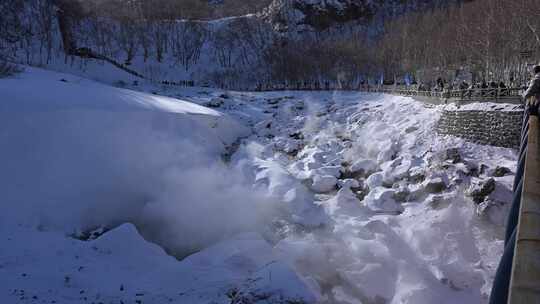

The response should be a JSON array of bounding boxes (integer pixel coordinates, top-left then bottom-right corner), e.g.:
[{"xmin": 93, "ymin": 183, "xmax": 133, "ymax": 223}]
[{"xmin": 4, "ymin": 0, "xmax": 467, "ymax": 88}]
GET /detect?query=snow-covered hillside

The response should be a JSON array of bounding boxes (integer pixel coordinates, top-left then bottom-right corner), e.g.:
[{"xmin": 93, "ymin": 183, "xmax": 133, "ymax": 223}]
[
  {"xmin": 3, "ymin": 0, "xmax": 466, "ymax": 89},
  {"xmin": 1, "ymin": 67, "xmax": 517, "ymax": 303}
]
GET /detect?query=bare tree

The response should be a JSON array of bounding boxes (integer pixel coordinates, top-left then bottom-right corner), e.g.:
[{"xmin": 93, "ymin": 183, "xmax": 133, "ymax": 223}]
[{"xmin": 171, "ymin": 22, "xmax": 207, "ymax": 70}]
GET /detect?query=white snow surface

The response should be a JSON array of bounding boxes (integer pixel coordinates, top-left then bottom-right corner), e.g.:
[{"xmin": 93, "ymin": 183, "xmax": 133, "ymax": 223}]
[{"xmin": 1, "ymin": 67, "xmax": 519, "ymax": 303}]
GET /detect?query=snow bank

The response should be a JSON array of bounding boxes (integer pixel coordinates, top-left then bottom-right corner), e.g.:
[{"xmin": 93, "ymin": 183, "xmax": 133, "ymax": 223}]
[
  {"xmin": 0, "ymin": 67, "xmax": 323, "ymax": 303},
  {"xmin": 0, "ymin": 223, "xmax": 317, "ymax": 303},
  {"xmin": 0, "ymin": 67, "xmax": 265, "ymax": 256}
]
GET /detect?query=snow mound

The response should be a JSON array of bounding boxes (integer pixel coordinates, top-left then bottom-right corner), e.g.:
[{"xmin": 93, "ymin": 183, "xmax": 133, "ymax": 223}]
[
  {"xmin": 0, "ymin": 224, "xmax": 318, "ymax": 303},
  {"xmin": 0, "ymin": 67, "xmax": 254, "ymax": 249},
  {"xmin": 363, "ymin": 187, "xmax": 403, "ymax": 213}
]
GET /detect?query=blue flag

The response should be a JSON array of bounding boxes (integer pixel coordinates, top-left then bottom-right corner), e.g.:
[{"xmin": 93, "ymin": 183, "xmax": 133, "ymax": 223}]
[{"xmin": 405, "ymin": 74, "xmax": 411, "ymax": 86}]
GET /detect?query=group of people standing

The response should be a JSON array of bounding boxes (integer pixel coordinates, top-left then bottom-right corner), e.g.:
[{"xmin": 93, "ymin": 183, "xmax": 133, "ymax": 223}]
[{"xmin": 417, "ymin": 77, "xmax": 510, "ymax": 94}]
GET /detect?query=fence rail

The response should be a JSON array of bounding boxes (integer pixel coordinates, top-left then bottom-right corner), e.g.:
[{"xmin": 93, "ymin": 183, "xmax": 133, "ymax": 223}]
[
  {"xmin": 252, "ymin": 84, "xmax": 524, "ymax": 103},
  {"xmin": 153, "ymin": 80, "xmax": 525, "ymax": 102},
  {"xmin": 490, "ymin": 103, "xmax": 540, "ymax": 304},
  {"xmin": 508, "ymin": 113, "xmax": 540, "ymax": 303},
  {"xmin": 360, "ymin": 87, "xmax": 523, "ymax": 102}
]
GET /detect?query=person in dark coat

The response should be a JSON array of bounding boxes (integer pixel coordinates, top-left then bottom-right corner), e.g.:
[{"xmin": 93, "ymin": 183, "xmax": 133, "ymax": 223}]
[
  {"xmin": 465, "ymin": 82, "xmax": 475, "ymax": 99},
  {"xmin": 458, "ymin": 81, "xmax": 469, "ymax": 99},
  {"xmin": 480, "ymin": 81, "xmax": 488, "ymax": 96},
  {"xmin": 436, "ymin": 77, "xmax": 444, "ymax": 91},
  {"xmin": 488, "ymin": 81, "xmax": 498, "ymax": 97},
  {"xmin": 499, "ymin": 81, "xmax": 507, "ymax": 96},
  {"xmin": 523, "ymin": 65, "xmax": 540, "ymax": 114}
]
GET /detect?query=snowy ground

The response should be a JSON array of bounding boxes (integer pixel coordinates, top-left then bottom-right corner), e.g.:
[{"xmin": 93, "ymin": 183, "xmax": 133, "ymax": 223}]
[{"xmin": 1, "ymin": 67, "xmax": 518, "ymax": 303}]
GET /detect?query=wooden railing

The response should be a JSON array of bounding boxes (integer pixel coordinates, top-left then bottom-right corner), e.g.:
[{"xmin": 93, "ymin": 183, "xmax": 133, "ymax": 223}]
[
  {"xmin": 490, "ymin": 104, "xmax": 540, "ymax": 304},
  {"xmin": 507, "ymin": 113, "xmax": 540, "ymax": 303}
]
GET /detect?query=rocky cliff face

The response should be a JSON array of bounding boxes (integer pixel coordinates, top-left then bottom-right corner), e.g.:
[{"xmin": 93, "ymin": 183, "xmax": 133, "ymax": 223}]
[
  {"xmin": 260, "ymin": 0, "xmax": 464, "ymax": 33},
  {"xmin": 294, "ymin": 0, "xmax": 375, "ymax": 30},
  {"xmin": 260, "ymin": 0, "xmax": 374, "ymax": 32}
]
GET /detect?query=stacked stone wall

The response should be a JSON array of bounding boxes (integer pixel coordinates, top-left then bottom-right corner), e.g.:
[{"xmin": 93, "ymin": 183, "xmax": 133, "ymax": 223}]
[{"xmin": 437, "ymin": 110, "xmax": 524, "ymax": 149}]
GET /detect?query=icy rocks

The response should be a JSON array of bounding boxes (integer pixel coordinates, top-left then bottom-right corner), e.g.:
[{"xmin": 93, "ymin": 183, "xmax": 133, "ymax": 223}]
[
  {"xmin": 313, "ymin": 166, "xmax": 342, "ymax": 178},
  {"xmin": 408, "ymin": 167, "xmax": 425, "ymax": 183},
  {"xmin": 205, "ymin": 97, "xmax": 225, "ymax": 108},
  {"xmin": 405, "ymin": 126, "xmax": 419, "ymax": 133},
  {"xmin": 426, "ymin": 194, "xmax": 451, "ymax": 210},
  {"xmin": 392, "ymin": 185, "xmax": 410, "ymax": 202},
  {"xmin": 289, "ymin": 131, "xmax": 304, "ymax": 140},
  {"xmin": 492, "ymin": 166, "xmax": 512, "ymax": 177},
  {"xmin": 338, "ymin": 178, "xmax": 360, "ymax": 190},
  {"xmin": 463, "ymin": 162, "xmax": 480, "ymax": 177},
  {"xmin": 267, "ymin": 98, "xmax": 280, "ymax": 105},
  {"xmin": 363, "ymin": 187, "xmax": 404, "ymax": 214},
  {"xmin": 304, "ymin": 151, "xmax": 327, "ymax": 170},
  {"xmin": 377, "ymin": 145, "xmax": 397, "ymax": 164},
  {"xmin": 378, "ymin": 157, "xmax": 411, "ymax": 186},
  {"xmin": 274, "ymin": 137, "xmax": 302, "ymax": 154},
  {"xmin": 444, "ymin": 148, "xmax": 462, "ymax": 164},
  {"xmin": 450, "ymin": 175, "xmax": 464, "ymax": 186},
  {"xmin": 72, "ymin": 226, "xmax": 110, "ymax": 241},
  {"xmin": 349, "ymin": 159, "xmax": 378, "ymax": 176},
  {"xmin": 476, "ymin": 200, "xmax": 508, "ymax": 226},
  {"xmin": 254, "ymin": 120, "xmax": 273, "ymax": 137},
  {"xmin": 390, "ymin": 159, "xmax": 411, "ymax": 180},
  {"xmin": 468, "ymin": 178, "xmax": 496, "ymax": 204},
  {"xmin": 323, "ymin": 187, "xmax": 366, "ymax": 216},
  {"xmin": 454, "ymin": 162, "xmax": 471, "ymax": 177},
  {"xmin": 366, "ymin": 172, "xmax": 384, "ymax": 189},
  {"xmin": 294, "ymin": 100, "xmax": 305, "ymax": 110},
  {"xmin": 311, "ymin": 175, "xmax": 338, "ymax": 193},
  {"xmin": 282, "ymin": 188, "xmax": 330, "ymax": 228},
  {"xmin": 423, "ymin": 177, "xmax": 447, "ymax": 194}
]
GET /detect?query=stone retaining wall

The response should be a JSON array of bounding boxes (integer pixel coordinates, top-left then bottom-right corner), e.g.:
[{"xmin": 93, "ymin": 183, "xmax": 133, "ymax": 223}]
[{"xmin": 437, "ymin": 109, "xmax": 524, "ymax": 149}]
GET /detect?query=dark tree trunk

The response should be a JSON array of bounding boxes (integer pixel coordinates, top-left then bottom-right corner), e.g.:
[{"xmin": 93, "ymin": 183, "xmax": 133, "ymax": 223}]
[{"xmin": 53, "ymin": 0, "xmax": 80, "ymax": 55}]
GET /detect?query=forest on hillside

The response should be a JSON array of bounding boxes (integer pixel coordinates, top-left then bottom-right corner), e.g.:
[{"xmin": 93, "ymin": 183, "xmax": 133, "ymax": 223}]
[
  {"xmin": 81, "ymin": 0, "xmax": 273, "ymax": 20},
  {"xmin": 376, "ymin": 0, "xmax": 540, "ymax": 86},
  {"xmin": 1, "ymin": 0, "xmax": 539, "ymax": 87}
]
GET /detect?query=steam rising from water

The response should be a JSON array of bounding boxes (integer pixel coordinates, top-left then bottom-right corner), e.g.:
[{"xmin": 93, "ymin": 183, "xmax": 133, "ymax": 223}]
[
  {"xmin": 1, "ymin": 110, "xmax": 278, "ymax": 258},
  {"xmin": 2, "ymin": 88, "xmax": 514, "ymax": 303}
]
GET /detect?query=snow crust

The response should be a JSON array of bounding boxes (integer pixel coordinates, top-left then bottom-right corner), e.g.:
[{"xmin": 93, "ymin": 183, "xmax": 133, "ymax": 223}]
[{"xmin": 1, "ymin": 223, "xmax": 315, "ymax": 303}]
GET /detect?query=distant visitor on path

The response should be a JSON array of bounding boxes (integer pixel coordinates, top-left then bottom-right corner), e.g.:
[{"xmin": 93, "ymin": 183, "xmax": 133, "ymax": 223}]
[{"xmin": 523, "ymin": 65, "xmax": 540, "ymax": 114}]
